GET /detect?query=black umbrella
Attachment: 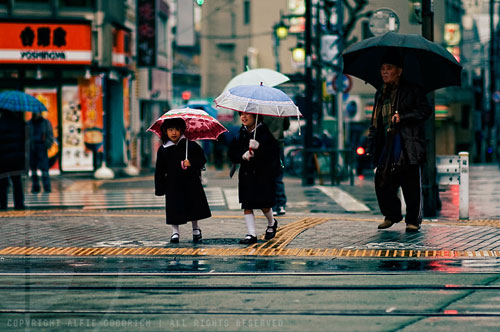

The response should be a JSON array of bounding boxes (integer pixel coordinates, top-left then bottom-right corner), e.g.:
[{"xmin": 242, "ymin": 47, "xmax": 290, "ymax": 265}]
[{"xmin": 341, "ymin": 32, "xmax": 462, "ymax": 93}]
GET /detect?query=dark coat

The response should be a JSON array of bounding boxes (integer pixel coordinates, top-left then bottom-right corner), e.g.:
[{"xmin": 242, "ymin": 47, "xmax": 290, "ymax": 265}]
[
  {"xmin": 367, "ymin": 80, "xmax": 432, "ymax": 166},
  {"xmin": 154, "ymin": 139, "xmax": 211, "ymax": 225},
  {"xmin": 0, "ymin": 110, "xmax": 28, "ymax": 178},
  {"xmin": 228, "ymin": 123, "xmax": 280, "ymax": 209}
]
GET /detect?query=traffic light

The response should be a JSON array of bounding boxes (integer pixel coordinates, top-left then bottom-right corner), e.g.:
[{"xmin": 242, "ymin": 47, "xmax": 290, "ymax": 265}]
[{"xmin": 195, "ymin": 0, "xmax": 204, "ymax": 6}]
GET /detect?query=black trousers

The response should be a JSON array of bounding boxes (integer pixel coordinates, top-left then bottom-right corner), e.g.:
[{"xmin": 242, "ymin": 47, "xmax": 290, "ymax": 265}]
[
  {"xmin": 375, "ymin": 164, "xmax": 422, "ymax": 226},
  {"xmin": 0, "ymin": 175, "xmax": 24, "ymax": 210}
]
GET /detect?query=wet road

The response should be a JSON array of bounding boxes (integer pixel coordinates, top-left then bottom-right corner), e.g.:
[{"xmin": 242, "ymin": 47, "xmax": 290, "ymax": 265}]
[
  {"xmin": 0, "ymin": 271, "xmax": 499, "ymax": 331},
  {"xmin": 1, "ymin": 165, "xmax": 500, "ymax": 330}
]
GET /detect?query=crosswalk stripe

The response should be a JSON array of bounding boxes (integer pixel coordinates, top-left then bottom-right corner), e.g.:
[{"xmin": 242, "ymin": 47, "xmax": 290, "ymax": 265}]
[
  {"xmin": 315, "ymin": 186, "xmax": 370, "ymax": 212},
  {"xmin": 223, "ymin": 188, "xmax": 240, "ymax": 210},
  {"xmin": 9, "ymin": 188, "xmax": 225, "ymax": 209}
]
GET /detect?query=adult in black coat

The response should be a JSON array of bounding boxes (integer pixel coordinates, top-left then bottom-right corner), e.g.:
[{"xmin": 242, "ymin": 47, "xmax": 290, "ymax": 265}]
[
  {"xmin": 367, "ymin": 50, "xmax": 432, "ymax": 232},
  {"xmin": 28, "ymin": 113, "xmax": 54, "ymax": 193},
  {"xmin": 0, "ymin": 109, "xmax": 28, "ymax": 210},
  {"xmin": 154, "ymin": 118, "xmax": 211, "ymax": 243},
  {"xmin": 228, "ymin": 112, "xmax": 281, "ymax": 244}
]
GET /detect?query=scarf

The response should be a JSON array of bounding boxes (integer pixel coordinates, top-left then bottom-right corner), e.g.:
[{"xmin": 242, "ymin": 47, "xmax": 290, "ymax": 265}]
[{"xmin": 373, "ymin": 82, "xmax": 399, "ymax": 129}]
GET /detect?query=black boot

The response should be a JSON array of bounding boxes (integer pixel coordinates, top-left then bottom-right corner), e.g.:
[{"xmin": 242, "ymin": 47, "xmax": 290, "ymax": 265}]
[{"xmin": 265, "ymin": 219, "xmax": 278, "ymax": 240}]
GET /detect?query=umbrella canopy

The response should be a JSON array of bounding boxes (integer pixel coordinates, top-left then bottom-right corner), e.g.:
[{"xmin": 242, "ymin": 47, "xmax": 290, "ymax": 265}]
[
  {"xmin": 214, "ymin": 84, "xmax": 301, "ymax": 118},
  {"xmin": 147, "ymin": 108, "xmax": 228, "ymax": 141},
  {"xmin": 223, "ymin": 68, "xmax": 290, "ymax": 92},
  {"xmin": 0, "ymin": 90, "xmax": 47, "ymax": 113},
  {"xmin": 341, "ymin": 32, "xmax": 462, "ymax": 93}
]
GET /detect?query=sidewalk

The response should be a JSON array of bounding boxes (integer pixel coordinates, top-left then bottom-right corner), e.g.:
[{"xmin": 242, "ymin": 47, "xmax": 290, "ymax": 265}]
[{"xmin": 16, "ymin": 164, "xmax": 500, "ymax": 221}]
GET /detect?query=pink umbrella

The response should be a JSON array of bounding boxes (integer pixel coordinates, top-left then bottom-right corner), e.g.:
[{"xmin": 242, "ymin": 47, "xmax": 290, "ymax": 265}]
[{"xmin": 147, "ymin": 107, "xmax": 228, "ymax": 160}]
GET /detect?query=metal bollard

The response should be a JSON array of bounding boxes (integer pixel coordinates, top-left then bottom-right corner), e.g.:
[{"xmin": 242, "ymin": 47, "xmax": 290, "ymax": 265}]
[{"xmin": 458, "ymin": 151, "xmax": 469, "ymax": 220}]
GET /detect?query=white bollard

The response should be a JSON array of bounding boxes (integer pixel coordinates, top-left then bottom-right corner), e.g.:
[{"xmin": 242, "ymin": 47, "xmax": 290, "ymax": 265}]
[{"xmin": 458, "ymin": 151, "xmax": 469, "ymax": 220}]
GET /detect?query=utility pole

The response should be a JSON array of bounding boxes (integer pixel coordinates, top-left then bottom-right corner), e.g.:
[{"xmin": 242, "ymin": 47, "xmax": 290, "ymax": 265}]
[
  {"xmin": 336, "ymin": 0, "xmax": 344, "ymax": 154},
  {"xmin": 302, "ymin": 0, "xmax": 315, "ymax": 185},
  {"xmin": 421, "ymin": 0, "xmax": 438, "ymax": 217},
  {"xmin": 489, "ymin": 0, "xmax": 496, "ymax": 163}
]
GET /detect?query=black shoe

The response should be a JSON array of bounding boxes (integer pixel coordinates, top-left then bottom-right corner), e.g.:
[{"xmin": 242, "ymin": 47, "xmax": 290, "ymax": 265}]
[
  {"xmin": 31, "ymin": 189, "xmax": 40, "ymax": 194},
  {"xmin": 14, "ymin": 205, "xmax": 25, "ymax": 211},
  {"xmin": 193, "ymin": 229, "xmax": 202, "ymax": 243},
  {"xmin": 239, "ymin": 235, "xmax": 257, "ymax": 244},
  {"xmin": 170, "ymin": 233, "xmax": 179, "ymax": 243},
  {"xmin": 265, "ymin": 219, "xmax": 278, "ymax": 240}
]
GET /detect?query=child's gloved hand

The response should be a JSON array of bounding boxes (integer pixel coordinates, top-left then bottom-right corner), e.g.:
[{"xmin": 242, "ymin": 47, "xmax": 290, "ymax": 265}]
[
  {"xmin": 181, "ymin": 159, "xmax": 190, "ymax": 170},
  {"xmin": 242, "ymin": 150, "xmax": 254, "ymax": 161},
  {"xmin": 249, "ymin": 139, "xmax": 260, "ymax": 150}
]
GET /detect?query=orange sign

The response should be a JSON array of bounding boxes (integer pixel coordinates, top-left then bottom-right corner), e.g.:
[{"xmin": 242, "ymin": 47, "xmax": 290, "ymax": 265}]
[
  {"xmin": 0, "ymin": 22, "xmax": 92, "ymax": 64},
  {"xmin": 79, "ymin": 76, "xmax": 104, "ymax": 152},
  {"xmin": 112, "ymin": 28, "xmax": 132, "ymax": 67}
]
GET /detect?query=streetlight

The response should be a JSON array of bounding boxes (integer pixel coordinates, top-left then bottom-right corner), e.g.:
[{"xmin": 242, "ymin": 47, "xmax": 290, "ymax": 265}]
[{"xmin": 292, "ymin": 44, "xmax": 306, "ymax": 63}]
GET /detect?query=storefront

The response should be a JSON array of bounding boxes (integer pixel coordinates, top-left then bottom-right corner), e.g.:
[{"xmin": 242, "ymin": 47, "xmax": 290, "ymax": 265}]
[{"xmin": 0, "ymin": 20, "xmax": 135, "ymax": 173}]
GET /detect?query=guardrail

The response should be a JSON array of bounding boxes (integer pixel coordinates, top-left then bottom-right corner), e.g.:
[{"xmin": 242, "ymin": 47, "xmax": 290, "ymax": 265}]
[{"xmin": 436, "ymin": 152, "xmax": 469, "ymax": 220}]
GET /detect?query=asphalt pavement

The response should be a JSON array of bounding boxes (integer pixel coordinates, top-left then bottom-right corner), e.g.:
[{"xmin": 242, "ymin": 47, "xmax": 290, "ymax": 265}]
[{"xmin": 1, "ymin": 164, "xmax": 500, "ymax": 331}]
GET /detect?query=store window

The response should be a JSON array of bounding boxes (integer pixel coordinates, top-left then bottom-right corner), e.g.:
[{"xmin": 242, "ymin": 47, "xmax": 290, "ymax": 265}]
[
  {"xmin": 243, "ymin": 0, "xmax": 250, "ymax": 25},
  {"xmin": 158, "ymin": 15, "xmax": 167, "ymax": 56}
]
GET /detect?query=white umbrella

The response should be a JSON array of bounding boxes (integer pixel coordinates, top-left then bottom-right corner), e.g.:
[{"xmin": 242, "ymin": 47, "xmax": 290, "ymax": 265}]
[{"xmin": 222, "ymin": 68, "xmax": 290, "ymax": 92}]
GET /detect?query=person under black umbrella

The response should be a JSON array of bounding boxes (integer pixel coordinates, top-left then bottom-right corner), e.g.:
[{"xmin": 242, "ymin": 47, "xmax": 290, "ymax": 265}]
[{"xmin": 366, "ymin": 50, "xmax": 432, "ymax": 232}]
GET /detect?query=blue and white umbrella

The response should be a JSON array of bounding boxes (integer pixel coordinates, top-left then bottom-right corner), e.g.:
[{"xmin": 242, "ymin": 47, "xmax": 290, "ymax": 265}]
[
  {"xmin": 214, "ymin": 84, "xmax": 301, "ymax": 118},
  {"xmin": 0, "ymin": 90, "xmax": 47, "ymax": 113}
]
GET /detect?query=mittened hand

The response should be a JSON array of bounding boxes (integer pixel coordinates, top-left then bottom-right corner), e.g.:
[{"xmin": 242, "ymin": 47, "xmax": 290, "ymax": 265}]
[
  {"xmin": 181, "ymin": 160, "xmax": 190, "ymax": 170},
  {"xmin": 242, "ymin": 150, "xmax": 254, "ymax": 161},
  {"xmin": 249, "ymin": 139, "xmax": 260, "ymax": 150}
]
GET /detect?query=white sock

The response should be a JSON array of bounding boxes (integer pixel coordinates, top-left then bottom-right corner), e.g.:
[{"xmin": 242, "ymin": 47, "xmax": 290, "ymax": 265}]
[
  {"xmin": 171, "ymin": 224, "xmax": 179, "ymax": 236},
  {"xmin": 244, "ymin": 213, "xmax": 256, "ymax": 237},
  {"xmin": 263, "ymin": 209, "xmax": 275, "ymax": 226},
  {"xmin": 192, "ymin": 220, "xmax": 200, "ymax": 235}
]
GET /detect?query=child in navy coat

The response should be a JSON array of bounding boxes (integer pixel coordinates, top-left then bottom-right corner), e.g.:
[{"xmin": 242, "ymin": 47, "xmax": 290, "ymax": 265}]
[
  {"xmin": 154, "ymin": 118, "xmax": 211, "ymax": 243},
  {"xmin": 228, "ymin": 112, "xmax": 281, "ymax": 244}
]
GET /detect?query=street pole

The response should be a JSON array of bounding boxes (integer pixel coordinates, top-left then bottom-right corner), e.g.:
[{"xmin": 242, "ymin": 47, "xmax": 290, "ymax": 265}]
[
  {"xmin": 489, "ymin": 0, "xmax": 496, "ymax": 163},
  {"xmin": 336, "ymin": 0, "xmax": 344, "ymax": 155},
  {"xmin": 302, "ymin": 0, "xmax": 315, "ymax": 185},
  {"xmin": 421, "ymin": 0, "xmax": 437, "ymax": 217},
  {"xmin": 273, "ymin": 29, "xmax": 281, "ymax": 73}
]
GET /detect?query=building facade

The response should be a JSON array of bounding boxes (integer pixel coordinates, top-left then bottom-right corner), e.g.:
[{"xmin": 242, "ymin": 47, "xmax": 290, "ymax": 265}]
[
  {"xmin": 0, "ymin": 0, "xmax": 174, "ymax": 174},
  {"xmin": 200, "ymin": 0, "xmax": 476, "ymax": 159}
]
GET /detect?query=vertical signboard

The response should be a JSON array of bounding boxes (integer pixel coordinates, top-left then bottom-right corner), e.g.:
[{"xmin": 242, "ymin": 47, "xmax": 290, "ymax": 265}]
[
  {"xmin": 61, "ymin": 86, "xmax": 93, "ymax": 171},
  {"xmin": 137, "ymin": 0, "xmax": 156, "ymax": 67},
  {"xmin": 79, "ymin": 76, "xmax": 104, "ymax": 161}
]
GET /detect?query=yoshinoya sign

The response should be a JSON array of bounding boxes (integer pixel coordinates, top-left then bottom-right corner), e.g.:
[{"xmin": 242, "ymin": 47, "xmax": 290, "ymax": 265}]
[{"xmin": 0, "ymin": 22, "xmax": 92, "ymax": 64}]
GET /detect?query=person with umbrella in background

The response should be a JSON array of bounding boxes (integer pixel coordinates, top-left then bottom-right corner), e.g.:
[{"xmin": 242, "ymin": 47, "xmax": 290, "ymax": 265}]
[
  {"xmin": 366, "ymin": 50, "xmax": 432, "ymax": 232},
  {"xmin": 0, "ymin": 109, "xmax": 27, "ymax": 210},
  {"xmin": 28, "ymin": 112, "xmax": 54, "ymax": 193},
  {"xmin": 263, "ymin": 116, "xmax": 290, "ymax": 216}
]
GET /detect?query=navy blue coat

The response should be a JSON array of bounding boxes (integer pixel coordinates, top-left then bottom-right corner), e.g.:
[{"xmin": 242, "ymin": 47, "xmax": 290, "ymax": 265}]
[
  {"xmin": 155, "ymin": 139, "xmax": 211, "ymax": 225},
  {"xmin": 0, "ymin": 110, "xmax": 27, "ymax": 178},
  {"xmin": 228, "ymin": 123, "xmax": 280, "ymax": 209}
]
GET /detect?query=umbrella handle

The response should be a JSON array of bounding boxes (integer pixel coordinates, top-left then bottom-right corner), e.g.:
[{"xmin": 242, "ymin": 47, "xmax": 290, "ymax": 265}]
[{"xmin": 185, "ymin": 138, "xmax": 188, "ymax": 160}]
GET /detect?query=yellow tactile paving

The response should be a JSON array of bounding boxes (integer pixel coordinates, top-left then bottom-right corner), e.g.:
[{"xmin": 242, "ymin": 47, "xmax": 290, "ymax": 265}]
[{"xmin": 1, "ymin": 245, "xmax": 498, "ymax": 258}]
